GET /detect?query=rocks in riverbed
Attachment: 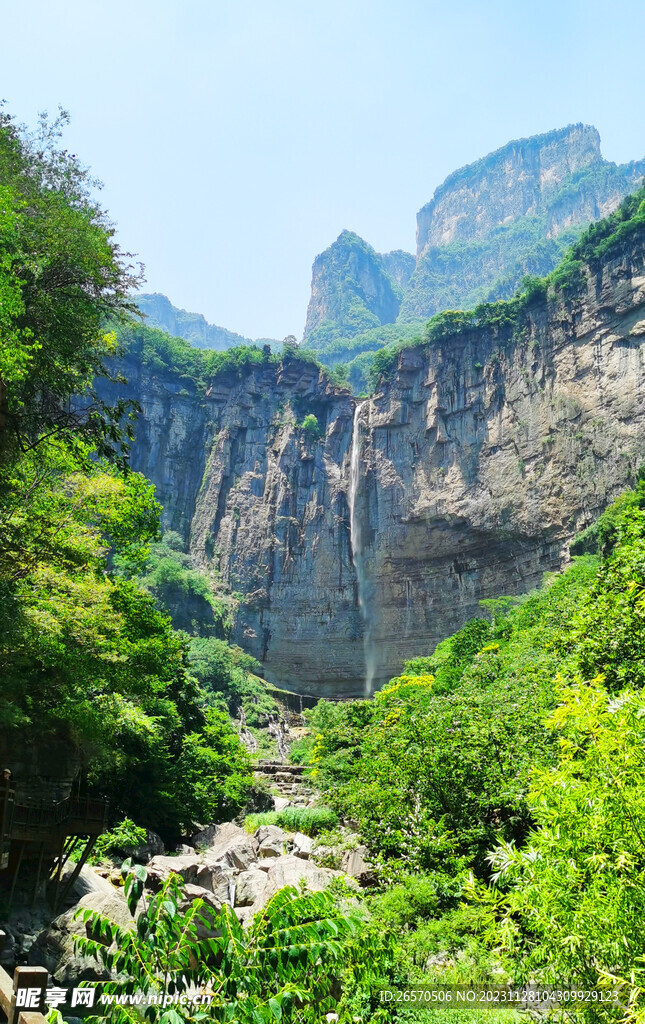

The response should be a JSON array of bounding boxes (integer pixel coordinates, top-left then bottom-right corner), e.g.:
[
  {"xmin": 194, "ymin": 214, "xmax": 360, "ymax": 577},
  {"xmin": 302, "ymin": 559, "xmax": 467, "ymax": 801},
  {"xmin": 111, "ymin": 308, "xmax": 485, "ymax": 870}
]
[
  {"xmin": 147, "ymin": 854, "xmax": 201, "ymax": 888},
  {"xmin": 249, "ymin": 856, "xmax": 341, "ymax": 913},
  {"xmin": 341, "ymin": 845, "xmax": 378, "ymax": 887},
  {"xmin": 195, "ymin": 862, "xmax": 234, "ymax": 903},
  {"xmin": 179, "ymin": 885, "xmax": 223, "ymax": 938},
  {"xmin": 256, "ymin": 824, "xmax": 291, "ymax": 858},
  {"xmin": 293, "ymin": 832, "xmax": 313, "ymax": 859},
  {"xmin": 202, "ymin": 821, "xmax": 258, "ymax": 870},
  {"xmin": 27, "ymin": 815, "xmax": 368, "ymax": 989},
  {"xmin": 28, "ymin": 890, "xmax": 134, "ymax": 984},
  {"xmin": 234, "ymin": 868, "xmax": 269, "ymax": 907}
]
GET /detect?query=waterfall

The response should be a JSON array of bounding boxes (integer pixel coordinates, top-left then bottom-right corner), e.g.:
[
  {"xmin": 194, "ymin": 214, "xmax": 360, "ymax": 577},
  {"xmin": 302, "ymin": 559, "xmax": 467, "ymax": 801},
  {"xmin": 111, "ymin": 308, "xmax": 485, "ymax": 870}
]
[{"xmin": 348, "ymin": 401, "xmax": 376, "ymax": 695}]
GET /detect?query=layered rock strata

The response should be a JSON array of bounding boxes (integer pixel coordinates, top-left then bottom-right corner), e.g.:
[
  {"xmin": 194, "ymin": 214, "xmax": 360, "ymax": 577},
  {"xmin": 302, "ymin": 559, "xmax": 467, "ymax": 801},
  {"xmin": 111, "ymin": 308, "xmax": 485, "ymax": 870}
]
[{"xmin": 104, "ymin": 228, "xmax": 645, "ymax": 696}]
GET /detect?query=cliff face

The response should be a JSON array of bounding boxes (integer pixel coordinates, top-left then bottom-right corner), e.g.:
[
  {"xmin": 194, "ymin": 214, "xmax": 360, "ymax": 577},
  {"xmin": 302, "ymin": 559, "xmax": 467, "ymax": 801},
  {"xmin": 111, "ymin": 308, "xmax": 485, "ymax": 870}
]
[
  {"xmin": 111, "ymin": 228, "xmax": 645, "ymax": 697},
  {"xmin": 399, "ymin": 128, "xmax": 645, "ymax": 323},
  {"xmin": 303, "ymin": 231, "xmax": 404, "ymax": 346},
  {"xmin": 304, "ymin": 126, "xmax": 645, "ymax": 368},
  {"xmin": 416, "ymin": 124, "xmax": 602, "ymax": 253}
]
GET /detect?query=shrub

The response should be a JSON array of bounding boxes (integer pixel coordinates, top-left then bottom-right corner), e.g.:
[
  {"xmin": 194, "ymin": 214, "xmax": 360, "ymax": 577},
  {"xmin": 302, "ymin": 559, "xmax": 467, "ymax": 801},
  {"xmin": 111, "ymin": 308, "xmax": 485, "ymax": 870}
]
[
  {"xmin": 92, "ymin": 817, "xmax": 148, "ymax": 861},
  {"xmin": 300, "ymin": 413, "xmax": 322, "ymax": 440},
  {"xmin": 243, "ymin": 811, "xmax": 279, "ymax": 832}
]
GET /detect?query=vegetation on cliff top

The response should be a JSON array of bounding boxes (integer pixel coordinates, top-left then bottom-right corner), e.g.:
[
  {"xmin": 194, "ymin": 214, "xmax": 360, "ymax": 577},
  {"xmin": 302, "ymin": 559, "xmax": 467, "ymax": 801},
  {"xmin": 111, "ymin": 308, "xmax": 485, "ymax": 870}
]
[{"xmin": 115, "ymin": 316, "xmax": 351, "ymax": 393}]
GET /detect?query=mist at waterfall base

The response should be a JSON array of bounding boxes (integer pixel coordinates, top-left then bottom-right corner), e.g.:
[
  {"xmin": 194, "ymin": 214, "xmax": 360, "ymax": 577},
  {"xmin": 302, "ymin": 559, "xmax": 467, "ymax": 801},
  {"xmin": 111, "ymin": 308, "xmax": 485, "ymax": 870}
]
[{"xmin": 347, "ymin": 401, "xmax": 377, "ymax": 696}]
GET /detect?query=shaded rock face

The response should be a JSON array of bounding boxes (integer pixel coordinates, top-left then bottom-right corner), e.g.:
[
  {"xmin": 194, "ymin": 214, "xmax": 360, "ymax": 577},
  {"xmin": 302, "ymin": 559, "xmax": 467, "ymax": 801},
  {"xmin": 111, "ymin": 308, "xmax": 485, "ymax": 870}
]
[
  {"xmin": 106, "ymin": 230, "xmax": 645, "ymax": 696},
  {"xmin": 381, "ymin": 250, "xmax": 416, "ymax": 290}
]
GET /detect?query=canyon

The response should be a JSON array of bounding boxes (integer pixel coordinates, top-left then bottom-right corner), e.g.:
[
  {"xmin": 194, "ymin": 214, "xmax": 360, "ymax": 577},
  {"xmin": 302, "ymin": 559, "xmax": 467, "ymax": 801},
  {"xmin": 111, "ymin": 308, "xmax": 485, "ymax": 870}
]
[{"xmin": 103, "ymin": 222, "xmax": 645, "ymax": 697}]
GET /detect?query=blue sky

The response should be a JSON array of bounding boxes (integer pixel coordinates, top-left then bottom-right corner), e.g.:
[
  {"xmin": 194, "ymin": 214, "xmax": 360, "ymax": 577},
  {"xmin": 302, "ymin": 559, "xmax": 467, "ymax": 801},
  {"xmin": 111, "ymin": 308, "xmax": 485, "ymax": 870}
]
[{"xmin": 2, "ymin": 0, "xmax": 645, "ymax": 339}]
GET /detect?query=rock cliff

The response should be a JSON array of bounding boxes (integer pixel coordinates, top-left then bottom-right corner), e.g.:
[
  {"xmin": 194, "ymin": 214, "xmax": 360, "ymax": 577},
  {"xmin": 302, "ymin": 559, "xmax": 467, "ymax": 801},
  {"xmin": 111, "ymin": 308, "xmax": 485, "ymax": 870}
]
[
  {"xmin": 303, "ymin": 231, "xmax": 406, "ymax": 347},
  {"xmin": 304, "ymin": 125, "xmax": 645, "ymax": 372},
  {"xmin": 415, "ymin": 124, "xmax": 602, "ymax": 252},
  {"xmin": 106, "ymin": 225, "xmax": 645, "ymax": 697}
]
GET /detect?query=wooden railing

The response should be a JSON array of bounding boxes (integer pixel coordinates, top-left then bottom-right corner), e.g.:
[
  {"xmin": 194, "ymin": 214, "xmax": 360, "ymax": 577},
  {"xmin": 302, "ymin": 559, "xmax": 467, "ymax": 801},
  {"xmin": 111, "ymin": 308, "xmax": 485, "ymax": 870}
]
[
  {"xmin": 0, "ymin": 965, "xmax": 49, "ymax": 1024},
  {"xmin": 10, "ymin": 795, "xmax": 108, "ymax": 842}
]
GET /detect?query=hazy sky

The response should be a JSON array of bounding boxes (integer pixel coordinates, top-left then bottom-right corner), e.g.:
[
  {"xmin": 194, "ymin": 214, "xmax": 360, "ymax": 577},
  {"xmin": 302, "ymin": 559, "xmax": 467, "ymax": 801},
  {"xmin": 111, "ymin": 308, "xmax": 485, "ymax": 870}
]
[{"xmin": 2, "ymin": 0, "xmax": 645, "ymax": 339}]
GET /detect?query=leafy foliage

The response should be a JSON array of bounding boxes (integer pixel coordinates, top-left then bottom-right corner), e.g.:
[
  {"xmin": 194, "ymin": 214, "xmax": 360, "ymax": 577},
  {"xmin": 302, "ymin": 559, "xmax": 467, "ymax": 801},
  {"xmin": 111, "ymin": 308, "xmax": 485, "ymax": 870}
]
[
  {"xmin": 74, "ymin": 861, "xmax": 373, "ymax": 1023},
  {"xmin": 92, "ymin": 818, "xmax": 148, "ymax": 862},
  {"xmin": 299, "ymin": 414, "xmax": 321, "ymax": 440},
  {"xmin": 114, "ymin": 531, "xmax": 234, "ymax": 638},
  {"xmin": 0, "ymin": 108, "xmax": 140, "ymax": 466},
  {"xmin": 0, "ymin": 110, "xmax": 253, "ymax": 841},
  {"xmin": 473, "ymin": 674, "xmax": 645, "ymax": 1017}
]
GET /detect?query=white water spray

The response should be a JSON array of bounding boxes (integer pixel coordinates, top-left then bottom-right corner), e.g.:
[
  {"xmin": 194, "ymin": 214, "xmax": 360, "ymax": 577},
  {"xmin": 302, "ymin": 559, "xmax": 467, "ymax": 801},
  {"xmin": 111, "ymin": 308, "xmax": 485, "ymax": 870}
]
[{"xmin": 348, "ymin": 401, "xmax": 376, "ymax": 695}]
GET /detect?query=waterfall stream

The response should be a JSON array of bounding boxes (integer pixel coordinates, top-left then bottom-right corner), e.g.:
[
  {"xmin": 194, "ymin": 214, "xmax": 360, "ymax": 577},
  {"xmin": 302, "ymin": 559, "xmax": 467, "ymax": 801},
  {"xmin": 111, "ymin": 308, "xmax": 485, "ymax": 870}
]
[{"xmin": 348, "ymin": 401, "xmax": 376, "ymax": 695}]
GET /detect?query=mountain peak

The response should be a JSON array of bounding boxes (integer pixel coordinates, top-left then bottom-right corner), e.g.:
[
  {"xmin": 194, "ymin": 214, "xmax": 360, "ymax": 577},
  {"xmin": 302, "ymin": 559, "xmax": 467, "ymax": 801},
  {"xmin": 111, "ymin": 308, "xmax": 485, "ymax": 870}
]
[{"xmin": 417, "ymin": 123, "xmax": 603, "ymax": 253}]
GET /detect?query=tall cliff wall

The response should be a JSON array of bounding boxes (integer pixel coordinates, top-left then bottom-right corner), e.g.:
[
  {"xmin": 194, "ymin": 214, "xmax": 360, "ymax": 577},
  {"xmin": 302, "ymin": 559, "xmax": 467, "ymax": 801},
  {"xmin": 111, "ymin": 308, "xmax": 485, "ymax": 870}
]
[
  {"xmin": 108, "ymin": 227, "xmax": 645, "ymax": 696},
  {"xmin": 415, "ymin": 124, "xmax": 602, "ymax": 253}
]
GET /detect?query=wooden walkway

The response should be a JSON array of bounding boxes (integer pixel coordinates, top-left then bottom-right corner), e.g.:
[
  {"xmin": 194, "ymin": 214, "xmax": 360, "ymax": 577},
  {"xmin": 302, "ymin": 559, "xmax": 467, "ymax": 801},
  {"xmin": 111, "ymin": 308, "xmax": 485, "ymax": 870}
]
[{"xmin": 0, "ymin": 788, "xmax": 108, "ymax": 912}]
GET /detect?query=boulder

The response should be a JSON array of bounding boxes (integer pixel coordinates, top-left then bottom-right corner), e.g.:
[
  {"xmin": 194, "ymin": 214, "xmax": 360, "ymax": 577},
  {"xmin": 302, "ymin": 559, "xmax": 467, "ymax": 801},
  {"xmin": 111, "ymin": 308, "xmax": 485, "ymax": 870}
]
[
  {"xmin": 195, "ymin": 862, "xmax": 235, "ymax": 903},
  {"xmin": 201, "ymin": 822, "xmax": 259, "ymax": 871},
  {"xmin": 179, "ymin": 884, "xmax": 223, "ymax": 938},
  {"xmin": 121, "ymin": 828, "xmax": 164, "ymax": 863},
  {"xmin": 63, "ymin": 865, "xmax": 117, "ymax": 900},
  {"xmin": 234, "ymin": 905, "xmax": 255, "ymax": 926},
  {"xmin": 273, "ymin": 796, "xmax": 291, "ymax": 812},
  {"xmin": 191, "ymin": 823, "xmax": 219, "ymax": 848},
  {"xmin": 28, "ymin": 890, "xmax": 134, "ymax": 985},
  {"xmin": 256, "ymin": 825, "xmax": 291, "ymax": 858},
  {"xmin": 147, "ymin": 854, "xmax": 200, "ymax": 889},
  {"xmin": 293, "ymin": 832, "xmax": 313, "ymax": 860},
  {"xmin": 234, "ymin": 869, "xmax": 268, "ymax": 908},
  {"xmin": 175, "ymin": 844, "xmax": 195, "ymax": 855},
  {"xmin": 341, "ymin": 846, "xmax": 377, "ymax": 887},
  {"xmin": 250, "ymin": 856, "xmax": 340, "ymax": 913}
]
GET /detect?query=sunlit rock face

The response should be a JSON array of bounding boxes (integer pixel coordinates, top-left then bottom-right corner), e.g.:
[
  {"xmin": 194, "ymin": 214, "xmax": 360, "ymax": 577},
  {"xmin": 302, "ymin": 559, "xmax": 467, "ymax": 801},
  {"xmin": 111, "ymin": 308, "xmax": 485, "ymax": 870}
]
[{"xmin": 103, "ymin": 227, "xmax": 645, "ymax": 696}]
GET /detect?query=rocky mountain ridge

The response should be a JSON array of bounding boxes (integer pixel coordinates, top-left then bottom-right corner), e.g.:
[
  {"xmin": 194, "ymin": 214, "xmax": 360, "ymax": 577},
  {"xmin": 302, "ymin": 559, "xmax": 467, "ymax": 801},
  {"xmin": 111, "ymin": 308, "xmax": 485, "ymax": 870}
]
[
  {"xmin": 136, "ymin": 292, "xmax": 279, "ymax": 352},
  {"xmin": 100, "ymin": 215, "xmax": 645, "ymax": 696},
  {"xmin": 304, "ymin": 124, "xmax": 645, "ymax": 371}
]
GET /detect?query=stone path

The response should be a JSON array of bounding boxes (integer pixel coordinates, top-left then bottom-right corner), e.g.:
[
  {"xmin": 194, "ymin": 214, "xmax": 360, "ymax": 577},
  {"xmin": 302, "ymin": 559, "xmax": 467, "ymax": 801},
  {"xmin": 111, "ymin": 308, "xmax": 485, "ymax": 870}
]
[{"xmin": 253, "ymin": 760, "xmax": 316, "ymax": 810}]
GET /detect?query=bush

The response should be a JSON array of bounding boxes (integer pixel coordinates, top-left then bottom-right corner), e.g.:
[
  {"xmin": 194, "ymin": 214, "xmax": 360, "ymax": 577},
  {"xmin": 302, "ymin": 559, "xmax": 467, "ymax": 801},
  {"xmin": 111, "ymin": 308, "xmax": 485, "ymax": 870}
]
[
  {"xmin": 276, "ymin": 806, "xmax": 338, "ymax": 835},
  {"xmin": 300, "ymin": 413, "xmax": 322, "ymax": 440},
  {"xmin": 92, "ymin": 817, "xmax": 148, "ymax": 861},
  {"xmin": 243, "ymin": 811, "xmax": 279, "ymax": 832}
]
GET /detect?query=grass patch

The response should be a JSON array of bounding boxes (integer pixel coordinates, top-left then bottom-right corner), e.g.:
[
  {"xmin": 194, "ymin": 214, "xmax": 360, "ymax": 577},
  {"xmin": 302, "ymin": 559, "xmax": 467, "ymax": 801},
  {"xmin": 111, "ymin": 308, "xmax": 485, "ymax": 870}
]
[{"xmin": 244, "ymin": 806, "xmax": 338, "ymax": 836}]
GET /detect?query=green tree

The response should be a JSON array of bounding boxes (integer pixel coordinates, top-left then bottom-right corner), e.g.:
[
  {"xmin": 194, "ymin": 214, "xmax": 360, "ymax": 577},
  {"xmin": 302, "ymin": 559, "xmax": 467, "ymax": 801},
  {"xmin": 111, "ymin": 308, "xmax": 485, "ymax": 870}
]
[
  {"xmin": 476, "ymin": 675, "xmax": 645, "ymax": 1020},
  {"xmin": 0, "ymin": 108, "xmax": 140, "ymax": 465}
]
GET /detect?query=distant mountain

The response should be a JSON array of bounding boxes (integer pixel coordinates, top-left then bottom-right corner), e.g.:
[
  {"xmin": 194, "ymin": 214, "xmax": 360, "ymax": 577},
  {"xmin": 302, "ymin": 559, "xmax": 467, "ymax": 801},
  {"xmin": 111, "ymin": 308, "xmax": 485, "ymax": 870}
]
[
  {"xmin": 302, "ymin": 232, "xmax": 409, "ymax": 349},
  {"xmin": 303, "ymin": 124, "xmax": 645, "ymax": 382},
  {"xmin": 135, "ymin": 293, "xmax": 262, "ymax": 351},
  {"xmin": 400, "ymin": 124, "xmax": 645, "ymax": 321}
]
